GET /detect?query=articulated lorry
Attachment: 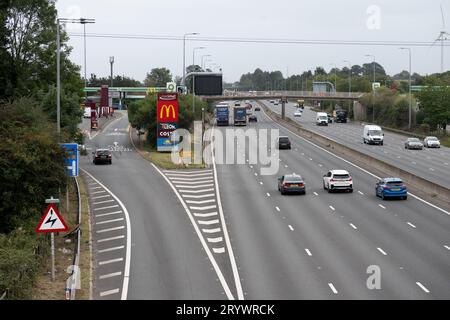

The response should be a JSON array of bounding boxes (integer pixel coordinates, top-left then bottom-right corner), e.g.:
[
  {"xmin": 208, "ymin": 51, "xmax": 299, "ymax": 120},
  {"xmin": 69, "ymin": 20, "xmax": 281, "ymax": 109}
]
[{"xmin": 233, "ymin": 106, "xmax": 247, "ymax": 126}]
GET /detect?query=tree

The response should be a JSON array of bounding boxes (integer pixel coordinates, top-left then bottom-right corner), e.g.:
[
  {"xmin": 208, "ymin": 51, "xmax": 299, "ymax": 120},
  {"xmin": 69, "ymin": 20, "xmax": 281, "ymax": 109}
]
[
  {"xmin": 144, "ymin": 67, "xmax": 172, "ymax": 87},
  {"xmin": 416, "ymin": 86, "xmax": 450, "ymax": 131},
  {"xmin": 314, "ymin": 67, "xmax": 327, "ymax": 76}
]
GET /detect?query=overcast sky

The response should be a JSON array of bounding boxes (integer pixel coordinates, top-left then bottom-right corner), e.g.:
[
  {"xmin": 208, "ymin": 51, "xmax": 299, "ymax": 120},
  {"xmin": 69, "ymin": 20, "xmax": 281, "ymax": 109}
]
[{"xmin": 55, "ymin": 0, "xmax": 449, "ymax": 83}]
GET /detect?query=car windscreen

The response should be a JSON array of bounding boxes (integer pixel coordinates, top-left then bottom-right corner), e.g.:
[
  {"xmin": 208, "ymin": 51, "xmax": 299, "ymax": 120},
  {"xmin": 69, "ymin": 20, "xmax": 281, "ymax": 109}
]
[
  {"xmin": 368, "ymin": 130, "xmax": 382, "ymax": 135},
  {"xmin": 279, "ymin": 137, "xmax": 289, "ymax": 143},
  {"xmin": 97, "ymin": 150, "xmax": 110, "ymax": 156},
  {"xmin": 387, "ymin": 181, "xmax": 403, "ymax": 186},
  {"xmin": 427, "ymin": 137, "xmax": 438, "ymax": 141},
  {"xmin": 333, "ymin": 174, "xmax": 350, "ymax": 179},
  {"xmin": 285, "ymin": 176, "xmax": 302, "ymax": 182},
  {"xmin": 319, "ymin": 116, "xmax": 327, "ymax": 120}
]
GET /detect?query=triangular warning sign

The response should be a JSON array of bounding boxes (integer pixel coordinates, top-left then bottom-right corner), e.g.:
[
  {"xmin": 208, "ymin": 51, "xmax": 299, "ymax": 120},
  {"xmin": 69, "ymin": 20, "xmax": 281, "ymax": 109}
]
[{"xmin": 36, "ymin": 204, "xmax": 69, "ymax": 233}]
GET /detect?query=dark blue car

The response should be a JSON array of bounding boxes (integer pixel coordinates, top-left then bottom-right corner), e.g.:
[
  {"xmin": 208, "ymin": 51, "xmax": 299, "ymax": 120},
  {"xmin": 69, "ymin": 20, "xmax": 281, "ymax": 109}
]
[{"xmin": 375, "ymin": 178, "xmax": 407, "ymax": 200}]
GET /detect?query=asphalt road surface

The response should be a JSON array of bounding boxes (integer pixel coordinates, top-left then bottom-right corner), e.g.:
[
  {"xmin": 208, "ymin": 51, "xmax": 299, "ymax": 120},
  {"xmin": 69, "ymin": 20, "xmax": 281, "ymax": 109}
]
[
  {"xmin": 212, "ymin": 106, "xmax": 450, "ymax": 299},
  {"xmin": 264, "ymin": 100, "xmax": 450, "ymax": 189},
  {"xmin": 79, "ymin": 113, "xmax": 239, "ymax": 299}
]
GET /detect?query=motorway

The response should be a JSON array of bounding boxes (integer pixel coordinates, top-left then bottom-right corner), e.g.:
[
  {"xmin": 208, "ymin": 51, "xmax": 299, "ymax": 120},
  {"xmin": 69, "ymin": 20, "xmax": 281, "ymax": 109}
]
[
  {"xmin": 264, "ymin": 100, "xmax": 450, "ymax": 189},
  {"xmin": 213, "ymin": 105, "xmax": 450, "ymax": 299},
  {"xmin": 78, "ymin": 107, "xmax": 450, "ymax": 299},
  {"xmin": 79, "ymin": 113, "xmax": 239, "ymax": 299}
]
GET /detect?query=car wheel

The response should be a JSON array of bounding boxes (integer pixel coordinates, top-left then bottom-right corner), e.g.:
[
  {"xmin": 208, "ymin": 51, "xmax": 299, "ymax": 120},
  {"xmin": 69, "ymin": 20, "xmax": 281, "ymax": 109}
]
[
  {"xmin": 381, "ymin": 192, "xmax": 385, "ymax": 200},
  {"xmin": 327, "ymin": 186, "xmax": 332, "ymax": 193},
  {"xmin": 380, "ymin": 142, "xmax": 384, "ymax": 146},
  {"xmin": 280, "ymin": 189, "xmax": 285, "ymax": 195},
  {"xmin": 323, "ymin": 182, "xmax": 327, "ymax": 190},
  {"xmin": 349, "ymin": 189, "xmax": 353, "ymax": 193},
  {"xmin": 375, "ymin": 190, "xmax": 379, "ymax": 197},
  {"xmin": 363, "ymin": 139, "xmax": 366, "ymax": 144},
  {"xmin": 403, "ymin": 196, "xmax": 407, "ymax": 200}
]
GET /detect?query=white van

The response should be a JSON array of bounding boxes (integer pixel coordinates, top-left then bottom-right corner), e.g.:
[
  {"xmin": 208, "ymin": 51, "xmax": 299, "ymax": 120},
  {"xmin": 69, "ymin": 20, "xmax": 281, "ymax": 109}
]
[
  {"xmin": 316, "ymin": 112, "xmax": 328, "ymax": 126},
  {"xmin": 363, "ymin": 125, "xmax": 384, "ymax": 145}
]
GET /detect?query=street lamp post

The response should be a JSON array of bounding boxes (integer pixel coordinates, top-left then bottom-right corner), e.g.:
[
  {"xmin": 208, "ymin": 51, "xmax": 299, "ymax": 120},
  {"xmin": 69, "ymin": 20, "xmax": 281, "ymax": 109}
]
[
  {"xmin": 79, "ymin": 18, "xmax": 95, "ymax": 96},
  {"xmin": 193, "ymin": 47, "xmax": 205, "ymax": 71},
  {"xmin": 109, "ymin": 56, "xmax": 114, "ymax": 87},
  {"xmin": 400, "ymin": 47, "xmax": 412, "ymax": 129},
  {"xmin": 201, "ymin": 54, "xmax": 211, "ymax": 71},
  {"xmin": 329, "ymin": 63, "xmax": 337, "ymax": 92},
  {"xmin": 365, "ymin": 54, "xmax": 376, "ymax": 123},
  {"xmin": 57, "ymin": 17, "xmax": 94, "ymax": 136},
  {"xmin": 343, "ymin": 60, "xmax": 352, "ymax": 111},
  {"xmin": 183, "ymin": 32, "xmax": 199, "ymax": 81}
]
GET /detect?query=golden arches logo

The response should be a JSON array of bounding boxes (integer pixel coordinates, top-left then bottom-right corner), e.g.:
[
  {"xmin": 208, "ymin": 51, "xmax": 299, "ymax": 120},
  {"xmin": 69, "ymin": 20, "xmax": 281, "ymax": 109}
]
[{"xmin": 160, "ymin": 104, "xmax": 176, "ymax": 119}]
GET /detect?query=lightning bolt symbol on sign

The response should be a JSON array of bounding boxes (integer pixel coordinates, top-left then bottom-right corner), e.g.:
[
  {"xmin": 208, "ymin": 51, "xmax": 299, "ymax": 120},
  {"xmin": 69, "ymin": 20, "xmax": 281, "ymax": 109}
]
[{"xmin": 45, "ymin": 215, "xmax": 58, "ymax": 227}]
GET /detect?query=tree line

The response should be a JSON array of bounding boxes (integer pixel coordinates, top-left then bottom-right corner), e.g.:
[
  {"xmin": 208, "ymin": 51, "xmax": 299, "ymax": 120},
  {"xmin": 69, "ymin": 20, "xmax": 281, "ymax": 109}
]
[{"xmin": 0, "ymin": 0, "xmax": 84, "ymax": 299}]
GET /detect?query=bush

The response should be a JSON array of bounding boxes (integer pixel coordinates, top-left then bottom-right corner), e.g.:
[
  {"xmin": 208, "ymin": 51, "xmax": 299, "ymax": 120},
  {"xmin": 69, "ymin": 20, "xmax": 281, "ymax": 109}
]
[{"xmin": 0, "ymin": 229, "xmax": 46, "ymax": 299}]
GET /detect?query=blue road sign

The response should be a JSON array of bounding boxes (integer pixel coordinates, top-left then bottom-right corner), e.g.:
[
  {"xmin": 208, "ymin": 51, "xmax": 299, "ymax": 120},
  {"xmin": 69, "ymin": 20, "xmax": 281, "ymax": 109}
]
[{"xmin": 60, "ymin": 143, "xmax": 79, "ymax": 177}]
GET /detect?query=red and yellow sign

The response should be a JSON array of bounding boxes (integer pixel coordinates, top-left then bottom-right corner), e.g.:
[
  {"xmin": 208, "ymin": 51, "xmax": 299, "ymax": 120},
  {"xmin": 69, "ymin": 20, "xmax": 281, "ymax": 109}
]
[{"xmin": 157, "ymin": 93, "xmax": 178, "ymax": 122}]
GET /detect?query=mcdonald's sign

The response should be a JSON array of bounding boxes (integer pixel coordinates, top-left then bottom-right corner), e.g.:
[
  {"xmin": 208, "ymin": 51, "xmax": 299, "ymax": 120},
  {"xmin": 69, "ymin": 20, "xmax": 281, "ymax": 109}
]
[{"xmin": 157, "ymin": 93, "xmax": 178, "ymax": 122}]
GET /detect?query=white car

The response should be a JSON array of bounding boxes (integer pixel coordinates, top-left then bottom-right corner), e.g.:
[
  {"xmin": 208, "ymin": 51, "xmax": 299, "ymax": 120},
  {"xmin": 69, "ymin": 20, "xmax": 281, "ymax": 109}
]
[
  {"xmin": 323, "ymin": 169, "xmax": 353, "ymax": 193},
  {"xmin": 423, "ymin": 136, "xmax": 441, "ymax": 148},
  {"xmin": 294, "ymin": 109, "xmax": 302, "ymax": 117}
]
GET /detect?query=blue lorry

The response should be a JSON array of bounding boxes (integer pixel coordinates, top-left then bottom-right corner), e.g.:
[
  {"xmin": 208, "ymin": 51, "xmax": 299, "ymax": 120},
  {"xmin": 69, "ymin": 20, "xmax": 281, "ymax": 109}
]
[
  {"xmin": 233, "ymin": 106, "xmax": 247, "ymax": 126},
  {"xmin": 215, "ymin": 104, "xmax": 229, "ymax": 126}
]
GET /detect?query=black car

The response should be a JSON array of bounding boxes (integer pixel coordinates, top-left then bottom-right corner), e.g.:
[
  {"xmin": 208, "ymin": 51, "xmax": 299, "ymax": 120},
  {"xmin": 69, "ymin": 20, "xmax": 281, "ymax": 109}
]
[
  {"xmin": 248, "ymin": 115, "xmax": 257, "ymax": 122},
  {"xmin": 327, "ymin": 113, "xmax": 333, "ymax": 123},
  {"xmin": 335, "ymin": 110, "xmax": 348, "ymax": 123},
  {"xmin": 277, "ymin": 136, "xmax": 291, "ymax": 149},
  {"xmin": 254, "ymin": 107, "xmax": 261, "ymax": 111},
  {"xmin": 93, "ymin": 149, "xmax": 112, "ymax": 165}
]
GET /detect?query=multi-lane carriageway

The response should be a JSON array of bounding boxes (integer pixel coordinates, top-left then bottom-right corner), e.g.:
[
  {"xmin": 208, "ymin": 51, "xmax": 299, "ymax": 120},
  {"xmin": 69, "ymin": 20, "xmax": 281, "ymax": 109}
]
[{"xmin": 79, "ymin": 109, "xmax": 450, "ymax": 300}]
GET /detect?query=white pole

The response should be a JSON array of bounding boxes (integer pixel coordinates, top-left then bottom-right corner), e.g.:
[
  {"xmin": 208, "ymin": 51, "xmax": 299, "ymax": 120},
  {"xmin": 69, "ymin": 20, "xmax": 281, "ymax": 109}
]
[{"xmin": 51, "ymin": 233, "xmax": 55, "ymax": 281}]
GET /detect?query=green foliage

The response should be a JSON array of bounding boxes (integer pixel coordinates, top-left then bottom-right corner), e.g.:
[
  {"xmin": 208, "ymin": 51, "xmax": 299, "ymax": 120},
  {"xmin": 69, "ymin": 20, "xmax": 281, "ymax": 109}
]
[
  {"xmin": 144, "ymin": 67, "xmax": 172, "ymax": 87},
  {"xmin": 0, "ymin": 229, "xmax": 45, "ymax": 299},
  {"xmin": 0, "ymin": 98, "xmax": 67, "ymax": 234},
  {"xmin": 416, "ymin": 86, "xmax": 450, "ymax": 131},
  {"xmin": 128, "ymin": 94, "xmax": 207, "ymax": 148}
]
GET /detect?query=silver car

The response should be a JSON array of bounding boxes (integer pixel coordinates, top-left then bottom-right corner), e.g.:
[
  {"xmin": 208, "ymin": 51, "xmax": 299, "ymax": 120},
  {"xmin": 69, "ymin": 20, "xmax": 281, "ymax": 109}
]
[{"xmin": 404, "ymin": 138, "xmax": 423, "ymax": 150}]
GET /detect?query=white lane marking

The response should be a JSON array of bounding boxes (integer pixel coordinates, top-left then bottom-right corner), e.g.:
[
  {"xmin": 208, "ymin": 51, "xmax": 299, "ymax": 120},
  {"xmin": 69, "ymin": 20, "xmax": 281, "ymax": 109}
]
[
  {"xmin": 92, "ymin": 190, "xmax": 107, "ymax": 194},
  {"xmin": 81, "ymin": 168, "xmax": 131, "ymax": 301},
  {"xmin": 275, "ymin": 206, "xmax": 280, "ymax": 212},
  {"xmin": 207, "ymin": 237, "xmax": 223, "ymax": 243},
  {"xmin": 169, "ymin": 174, "xmax": 212, "ymax": 181},
  {"xmin": 213, "ymin": 247, "xmax": 226, "ymax": 254},
  {"xmin": 444, "ymin": 245, "xmax": 450, "ymax": 251},
  {"xmin": 429, "ymin": 168, "xmax": 435, "ymax": 171},
  {"xmin": 99, "ymin": 272, "xmax": 122, "ymax": 280},
  {"xmin": 305, "ymin": 248, "xmax": 312, "ymax": 256},
  {"xmin": 164, "ymin": 169, "xmax": 213, "ymax": 174},
  {"xmin": 288, "ymin": 225, "xmax": 294, "ymax": 231},
  {"xmin": 174, "ymin": 183, "xmax": 215, "ymax": 189},
  {"xmin": 193, "ymin": 212, "xmax": 218, "ymax": 218},
  {"xmin": 266, "ymin": 193, "xmax": 271, "ymax": 197},
  {"xmin": 377, "ymin": 247, "xmax": 388, "ymax": 255},
  {"xmin": 259, "ymin": 181, "xmax": 263, "ymax": 185},
  {"xmin": 329, "ymin": 205, "xmax": 335, "ymax": 211},
  {"xmin": 90, "ymin": 186, "xmax": 103, "ymax": 190},
  {"xmin": 358, "ymin": 191, "xmax": 364, "ymax": 195},
  {"xmin": 99, "ymin": 289, "xmax": 120, "ymax": 297},
  {"xmin": 92, "ymin": 195, "xmax": 111, "ymax": 200},
  {"xmin": 94, "ymin": 205, "xmax": 119, "ymax": 211},
  {"xmin": 284, "ymin": 165, "xmax": 288, "ymax": 168},
  {"xmin": 179, "ymin": 188, "xmax": 215, "ymax": 193},
  {"xmin": 198, "ymin": 219, "xmax": 220, "ymax": 225},
  {"xmin": 212, "ymin": 126, "xmax": 244, "ymax": 300},
  {"xmin": 261, "ymin": 110, "xmax": 450, "ymax": 217},
  {"xmin": 416, "ymin": 282, "xmax": 430, "ymax": 293},
  {"xmin": 96, "ymin": 226, "xmax": 125, "ymax": 234},
  {"xmin": 171, "ymin": 179, "xmax": 214, "ymax": 185},
  {"xmin": 378, "ymin": 204, "xmax": 386, "ymax": 209},
  {"xmin": 318, "ymin": 164, "xmax": 323, "ymax": 167},
  {"xmin": 98, "ymin": 245, "xmax": 125, "ymax": 253},
  {"xmin": 88, "ymin": 182, "xmax": 98, "ymax": 185},
  {"xmin": 165, "ymin": 173, "xmax": 213, "ymax": 178},
  {"xmin": 254, "ymin": 172, "xmax": 258, "ymax": 176},
  {"xmin": 202, "ymin": 227, "xmax": 222, "ymax": 233},
  {"xmin": 407, "ymin": 222, "xmax": 417, "ymax": 228},
  {"xmin": 313, "ymin": 192, "xmax": 318, "ymax": 196},
  {"xmin": 93, "ymin": 200, "xmax": 115, "ymax": 205},
  {"xmin": 309, "ymin": 158, "xmax": 313, "ymax": 161},
  {"xmin": 412, "ymin": 161, "xmax": 416, "ymax": 165},
  {"xmin": 96, "ymin": 218, "xmax": 124, "ymax": 225},
  {"xmin": 328, "ymin": 283, "xmax": 338, "ymax": 294},
  {"xmin": 97, "ymin": 235, "xmax": 125, "ymax": 243},
  {"xmin": 182, "ymin": 193, "xmax": 215, "ymax": 199},
  {"xmin": 444, "ymin": 162, "xmax": 449, "ymax": 166},
  {"xmin": 189, "ymin": 205, "xmax": 217, "ymax": 211},
  {"xmin": 152, "ymin": 164, "xmax": 235, "ymax": 300},
  {"xmin": 186, "ymin": 199, "xmax": 216, "ymax": 204},
  {"xmin": 99, "ymin": 258, "xmax": 124, "ymax": 266},
  {"xmin": 250, "ymin": 165, "xmax": 253, "ymax": 169},
  {"xmin": 349, "ymin": 223, "xmax": 358, "ymax": 230},
  {"xmin": 95, "ymin": 211, "xmax": 123, "ymax": 218}
]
